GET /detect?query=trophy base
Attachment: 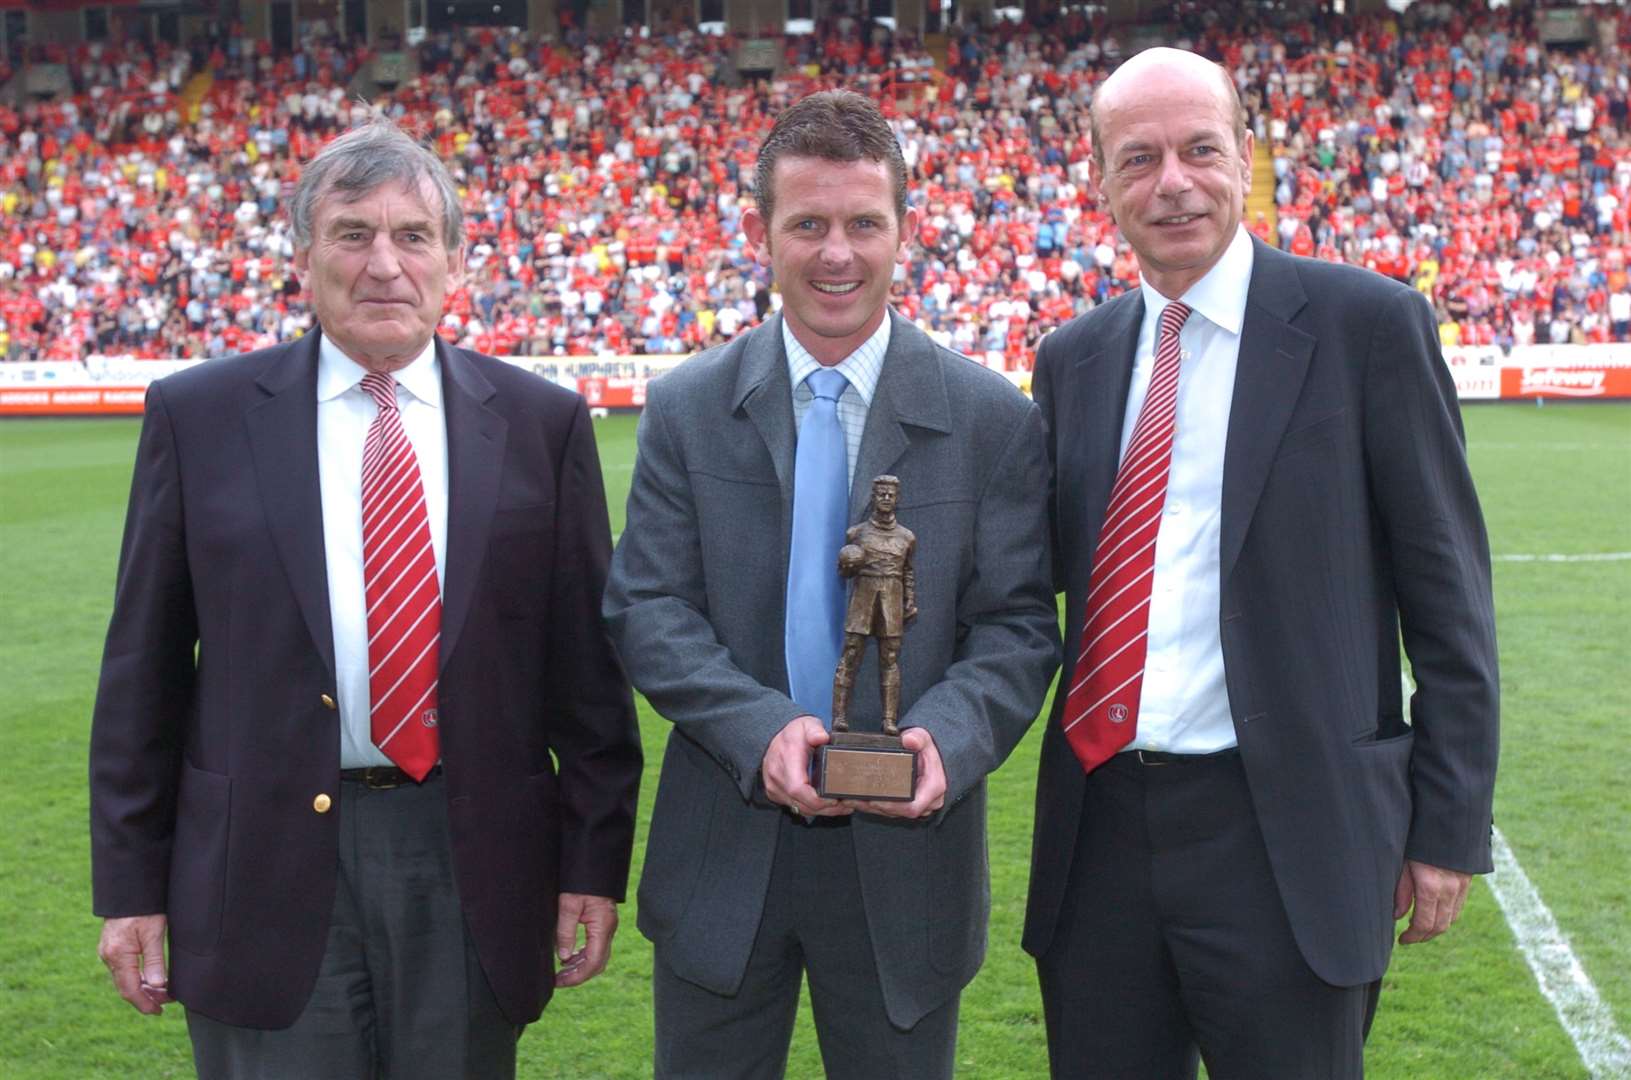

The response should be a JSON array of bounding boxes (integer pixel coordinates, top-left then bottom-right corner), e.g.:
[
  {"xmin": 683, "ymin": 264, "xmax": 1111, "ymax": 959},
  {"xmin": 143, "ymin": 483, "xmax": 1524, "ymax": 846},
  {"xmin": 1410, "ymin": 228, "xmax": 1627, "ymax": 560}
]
[{"xmin": 814, "ymin": 732, "xmax": 916, "ymax": 801}]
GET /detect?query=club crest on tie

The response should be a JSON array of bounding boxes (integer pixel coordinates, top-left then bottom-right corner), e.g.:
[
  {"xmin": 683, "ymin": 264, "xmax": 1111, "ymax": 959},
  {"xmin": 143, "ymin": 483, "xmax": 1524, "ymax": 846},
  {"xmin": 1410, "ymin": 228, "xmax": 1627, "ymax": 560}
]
[
  {"xmin": 1108, "ymin": 704, "xmax": 1129, "ymax": 724},
  {"xmin": 421, "ymin": 708, "xmax": 438, "ymax": 728}
]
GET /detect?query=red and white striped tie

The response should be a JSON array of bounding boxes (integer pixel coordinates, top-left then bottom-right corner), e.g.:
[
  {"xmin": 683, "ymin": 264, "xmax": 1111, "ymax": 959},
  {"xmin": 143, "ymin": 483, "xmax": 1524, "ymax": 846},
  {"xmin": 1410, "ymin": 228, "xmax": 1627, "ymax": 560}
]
[
  {"xmin": 360, "ymin": 372, "xmax": 441, "ymax": 781},
  {"xmin": 1062, "ymin": 301, "xmax": 1191, "ymax": 774}
]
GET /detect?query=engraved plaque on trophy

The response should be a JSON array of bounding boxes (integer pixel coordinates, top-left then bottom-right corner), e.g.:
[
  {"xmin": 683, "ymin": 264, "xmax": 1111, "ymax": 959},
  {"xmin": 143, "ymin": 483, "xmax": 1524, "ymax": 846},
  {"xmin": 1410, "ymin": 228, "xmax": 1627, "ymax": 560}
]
[{"xmin": 813, "ymin": 475, "xmax": 918, "ymax": 802}]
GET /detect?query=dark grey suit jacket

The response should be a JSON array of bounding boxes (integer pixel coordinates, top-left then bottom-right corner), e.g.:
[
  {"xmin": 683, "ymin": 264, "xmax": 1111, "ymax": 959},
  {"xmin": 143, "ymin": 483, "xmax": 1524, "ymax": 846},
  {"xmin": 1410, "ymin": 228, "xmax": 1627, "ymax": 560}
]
[
  {"xmin": 89, "ymin": 332, "xmax": 643, "ymax": 1028},
  {"xmin": 604, "ymin": 312, "xmax": 1060, "ymax": 1028},
  {"xmin": 1024, "ymin": 240, "xmax": 1499, "ymax": 988}
]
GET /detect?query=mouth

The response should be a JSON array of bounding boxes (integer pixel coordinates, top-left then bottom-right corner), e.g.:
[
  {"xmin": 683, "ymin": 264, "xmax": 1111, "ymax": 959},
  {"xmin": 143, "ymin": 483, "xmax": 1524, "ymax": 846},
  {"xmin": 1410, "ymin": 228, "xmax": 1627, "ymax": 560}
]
[
  {"xmin": 1153, "ymin": 213, "xmax": 1204, "ymax": 227},
  {"xmin": 811, "ymin": 281, "xmax": 861, "ymax": 296}
]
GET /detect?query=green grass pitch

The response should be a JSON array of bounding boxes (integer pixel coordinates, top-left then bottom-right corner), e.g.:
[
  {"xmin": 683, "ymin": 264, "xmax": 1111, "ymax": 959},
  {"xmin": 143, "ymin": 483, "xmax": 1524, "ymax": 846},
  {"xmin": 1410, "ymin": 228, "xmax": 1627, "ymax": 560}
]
[{"xmin": 1, "ymin": 401, "xmax": 1626, "ymax": 1078}]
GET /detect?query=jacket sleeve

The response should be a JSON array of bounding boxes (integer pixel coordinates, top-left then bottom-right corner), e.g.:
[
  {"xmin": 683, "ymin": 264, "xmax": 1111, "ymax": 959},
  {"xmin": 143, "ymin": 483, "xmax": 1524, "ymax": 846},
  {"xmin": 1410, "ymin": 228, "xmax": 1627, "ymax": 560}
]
[
  {"xmin": 602, "ymin": 381, "xmax": 805, "ymax": 801},
  {"xmin": 1362, "ymin": 287, "xmax": 1500, "ymax": 874},
  {"xmin": 542, "ymin": 397, "xmax": 645, "ymax": 899},
  {"xmin": 89, "ymin": 381, "xmax": 196, "ymax": 917},
  {"xmin": 900, "ymin": 401, "xmax": 1062, "ymax": 807}
]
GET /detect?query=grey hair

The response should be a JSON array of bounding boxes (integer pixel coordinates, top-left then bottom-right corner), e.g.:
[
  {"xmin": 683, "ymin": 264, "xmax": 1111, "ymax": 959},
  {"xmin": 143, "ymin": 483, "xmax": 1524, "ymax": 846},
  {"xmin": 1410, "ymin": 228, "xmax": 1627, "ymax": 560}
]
[{"xmin": 289, "ymin": 117, "xmax": 463, "ymax": 252}]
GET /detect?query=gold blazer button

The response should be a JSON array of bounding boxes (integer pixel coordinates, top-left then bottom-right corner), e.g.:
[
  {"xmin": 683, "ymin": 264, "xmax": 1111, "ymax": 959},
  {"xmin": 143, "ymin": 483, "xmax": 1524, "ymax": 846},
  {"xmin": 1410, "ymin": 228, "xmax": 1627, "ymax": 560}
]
[{"xmin": 313, "ymin": 793, "xmax": 333, "ymax": 814}]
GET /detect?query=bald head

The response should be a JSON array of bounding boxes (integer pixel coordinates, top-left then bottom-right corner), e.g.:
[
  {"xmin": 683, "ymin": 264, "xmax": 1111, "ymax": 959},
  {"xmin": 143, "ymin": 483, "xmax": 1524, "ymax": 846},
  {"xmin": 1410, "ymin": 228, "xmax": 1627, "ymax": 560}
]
[
  {"xmin": 1086, "ymin": 45, "xmax": 1255, "ymax": 299},
  {"xmin": 1091, "ymin": 48, "xmax": 1247, "ymax": 169}
]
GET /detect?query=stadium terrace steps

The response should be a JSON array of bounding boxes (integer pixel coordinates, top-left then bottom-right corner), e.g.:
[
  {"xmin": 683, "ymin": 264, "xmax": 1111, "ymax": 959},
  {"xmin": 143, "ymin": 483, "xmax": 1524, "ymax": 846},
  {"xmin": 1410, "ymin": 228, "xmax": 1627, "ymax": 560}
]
[
  {"xmin": 180, "ymin": 71, "xmax": 212, "ymax": 123},
  {"xmin": 1249, "ymin": 134, "xmax": 1278, "ymax": 240},
  {"xmin": 924, "ymin": 33, "xmax": 949, "ymax": 70}
]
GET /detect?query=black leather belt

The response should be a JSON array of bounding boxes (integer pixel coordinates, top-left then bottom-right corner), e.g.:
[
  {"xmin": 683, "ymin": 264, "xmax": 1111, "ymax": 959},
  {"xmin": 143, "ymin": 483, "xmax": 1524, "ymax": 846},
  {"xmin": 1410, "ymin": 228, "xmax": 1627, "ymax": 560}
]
[
  {"xmin": 1126, "ymin": 747, "xmax": 1240, "ymax": 767},
  {"xmin": 339, "ymin": 764, "xmax": 442, "ymax": 789}
]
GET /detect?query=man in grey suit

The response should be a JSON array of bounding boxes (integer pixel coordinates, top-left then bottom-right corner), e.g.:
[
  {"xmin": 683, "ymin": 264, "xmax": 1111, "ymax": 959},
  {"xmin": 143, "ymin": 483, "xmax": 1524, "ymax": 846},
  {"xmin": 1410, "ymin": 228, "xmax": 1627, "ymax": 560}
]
[
  {"xmin": 1024, "ymin": 49, "xmax": 1499, "ymax": 1078},
  {"xmin": 604, "ymin": 90, "xmax": 1059, "ymax": 1078}
]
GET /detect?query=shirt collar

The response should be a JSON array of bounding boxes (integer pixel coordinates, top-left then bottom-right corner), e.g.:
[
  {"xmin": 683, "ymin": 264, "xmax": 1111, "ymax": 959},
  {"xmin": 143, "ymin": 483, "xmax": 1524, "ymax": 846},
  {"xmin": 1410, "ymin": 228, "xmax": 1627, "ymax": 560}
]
[
  {"xmin": 782, "ymin": 311, "xmax": 892, "ymax": 407},
  {"xmin": 316, "ymin": 332, "xmax": 442, "ymax": 409},
  {"xmin": 1137, "ymin": 225, "xmax": 1254, "ymax": 337}
]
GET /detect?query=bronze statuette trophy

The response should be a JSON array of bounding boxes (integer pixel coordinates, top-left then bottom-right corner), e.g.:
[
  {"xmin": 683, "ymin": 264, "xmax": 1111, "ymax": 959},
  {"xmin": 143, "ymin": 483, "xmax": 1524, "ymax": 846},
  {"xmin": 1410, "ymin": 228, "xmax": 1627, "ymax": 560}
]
[{"xmin": 814, "ymin": 474, "xmax": 918, "ymax": 801}]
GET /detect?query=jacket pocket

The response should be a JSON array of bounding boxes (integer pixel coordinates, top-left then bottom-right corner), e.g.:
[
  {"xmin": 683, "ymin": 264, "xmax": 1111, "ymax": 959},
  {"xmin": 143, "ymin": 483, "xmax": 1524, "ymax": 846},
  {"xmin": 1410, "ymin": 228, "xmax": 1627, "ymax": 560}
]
[{"xmin": 167, "ymin": 760, "xmax": 230, "ymax": 955}]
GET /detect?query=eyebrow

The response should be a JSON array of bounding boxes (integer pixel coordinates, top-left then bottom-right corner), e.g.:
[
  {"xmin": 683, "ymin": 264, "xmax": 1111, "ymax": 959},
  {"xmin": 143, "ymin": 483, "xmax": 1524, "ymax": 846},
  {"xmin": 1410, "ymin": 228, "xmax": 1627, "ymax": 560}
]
[
  {"xmin": 1116, "ymin": 130, "xmax": 1228, "ymax": 157},
  {"xmin": 327, "ymin": 216, "xmax": 438, "ymax": 235},
  {"xmin": 780, "ymin": 208, "xmax": 889, "ymax": 227}
]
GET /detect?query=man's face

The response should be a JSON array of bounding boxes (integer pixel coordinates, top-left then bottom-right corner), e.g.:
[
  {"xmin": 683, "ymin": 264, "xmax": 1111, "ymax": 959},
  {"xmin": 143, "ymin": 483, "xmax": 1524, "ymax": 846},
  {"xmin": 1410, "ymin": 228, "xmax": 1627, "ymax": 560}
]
[
  {"xmin": 873, "ymin": 481, "xmax": 898, "ymax": 514},
  {"xmin": 743, "ymin": 155, "xmax": 917, "ymax": 366},
  {"xmin": 293, "ymin": 180, "xmax": 464, "ymax": 373},
  {"xmin": 1090, "ymin": 58, "xmax": 1252, "ymax": 299}
]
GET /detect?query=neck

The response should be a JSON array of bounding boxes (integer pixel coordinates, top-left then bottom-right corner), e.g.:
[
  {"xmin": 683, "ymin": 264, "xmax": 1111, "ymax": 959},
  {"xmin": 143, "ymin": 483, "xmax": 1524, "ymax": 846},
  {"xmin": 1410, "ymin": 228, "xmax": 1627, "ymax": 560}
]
[{"xmin": 326, "ymin": 330, "xmax": 430, "ymax": 375}]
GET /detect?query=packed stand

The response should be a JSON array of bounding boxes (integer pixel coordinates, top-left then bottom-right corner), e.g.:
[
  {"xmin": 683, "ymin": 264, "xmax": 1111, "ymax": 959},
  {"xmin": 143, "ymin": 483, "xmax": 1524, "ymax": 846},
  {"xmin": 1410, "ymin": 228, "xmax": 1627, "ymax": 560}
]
[{"xmin": 1, "ymin": 3, "xmax": 1628, "ymax": 364}]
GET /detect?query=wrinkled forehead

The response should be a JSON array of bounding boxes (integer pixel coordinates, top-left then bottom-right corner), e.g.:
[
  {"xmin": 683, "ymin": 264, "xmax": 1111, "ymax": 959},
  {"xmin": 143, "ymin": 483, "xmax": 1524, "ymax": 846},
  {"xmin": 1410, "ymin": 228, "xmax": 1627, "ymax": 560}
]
[{"xmin": 312, "ymin": 176, "xmax": 445, "ymax": 232}]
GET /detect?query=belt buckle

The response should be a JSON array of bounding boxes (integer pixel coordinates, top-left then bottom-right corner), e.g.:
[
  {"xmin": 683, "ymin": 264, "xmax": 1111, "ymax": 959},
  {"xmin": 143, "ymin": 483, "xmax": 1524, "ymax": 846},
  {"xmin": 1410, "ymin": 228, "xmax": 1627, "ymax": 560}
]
[
  {"xmin": 361, "ymin": 766, "xmax": 404, "ymax": 790},
  {"xmin": 1135, "ymin": 750, "xmax": 1170, "ymax": 767}
]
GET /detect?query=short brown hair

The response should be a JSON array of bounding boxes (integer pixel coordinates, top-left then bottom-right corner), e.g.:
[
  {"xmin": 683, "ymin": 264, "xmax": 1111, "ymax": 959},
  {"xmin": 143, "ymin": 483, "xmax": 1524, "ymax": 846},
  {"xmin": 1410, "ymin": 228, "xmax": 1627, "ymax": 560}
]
[{"xmin": 753, "ymin": 90, "xmax": 909, "ymax": 227}]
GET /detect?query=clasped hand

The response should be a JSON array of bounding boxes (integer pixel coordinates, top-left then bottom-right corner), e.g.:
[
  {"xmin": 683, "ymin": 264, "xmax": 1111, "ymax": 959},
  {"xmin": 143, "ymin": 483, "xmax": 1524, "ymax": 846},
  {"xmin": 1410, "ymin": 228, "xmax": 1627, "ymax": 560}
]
[{"xmin": 760, "ymin": 715, "xmax": 947, "ymax": 821}]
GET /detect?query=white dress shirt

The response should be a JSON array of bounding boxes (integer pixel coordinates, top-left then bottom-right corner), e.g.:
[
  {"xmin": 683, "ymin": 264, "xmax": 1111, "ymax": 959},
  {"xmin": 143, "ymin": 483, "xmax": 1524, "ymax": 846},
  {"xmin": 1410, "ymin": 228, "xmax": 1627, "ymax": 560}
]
[
  {"xmin": 1120, "ymin": 227, "xmax": 1254, "ymax": 754},
  {"xmin": 785, "ymin": 313, "xmax": 891, "ymax": 490},
  {"xmin": 315, "ymin": 336, "xmax": 449, "ymax": 768}
]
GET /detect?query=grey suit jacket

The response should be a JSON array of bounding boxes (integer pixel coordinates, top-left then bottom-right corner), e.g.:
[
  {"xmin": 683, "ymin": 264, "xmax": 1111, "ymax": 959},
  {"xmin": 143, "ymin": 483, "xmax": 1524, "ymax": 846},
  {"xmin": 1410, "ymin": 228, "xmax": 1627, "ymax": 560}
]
[
  {"xmin": 1024, "ymin": 239, "xmax": 1499, "ymax": 987},
  {"xmin": 605, "ymin": 312, "xmax": 1059, "ymax": 1028}
]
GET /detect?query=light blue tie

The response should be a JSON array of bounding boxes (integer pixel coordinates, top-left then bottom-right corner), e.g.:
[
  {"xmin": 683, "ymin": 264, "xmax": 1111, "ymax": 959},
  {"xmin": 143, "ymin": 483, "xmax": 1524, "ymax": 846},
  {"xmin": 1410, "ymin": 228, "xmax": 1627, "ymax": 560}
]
[{"xmin": 785, "ymin": 367, "xmax": 850, "ymax": 726}]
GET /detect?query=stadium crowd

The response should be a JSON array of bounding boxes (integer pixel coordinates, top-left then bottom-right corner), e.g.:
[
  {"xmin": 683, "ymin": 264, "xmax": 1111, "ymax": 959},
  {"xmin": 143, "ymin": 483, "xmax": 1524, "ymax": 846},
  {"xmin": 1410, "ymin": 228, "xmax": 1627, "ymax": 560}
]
[{"xmin": 1, "ymin": 2, "xmax": 1628, "ymax": 363}]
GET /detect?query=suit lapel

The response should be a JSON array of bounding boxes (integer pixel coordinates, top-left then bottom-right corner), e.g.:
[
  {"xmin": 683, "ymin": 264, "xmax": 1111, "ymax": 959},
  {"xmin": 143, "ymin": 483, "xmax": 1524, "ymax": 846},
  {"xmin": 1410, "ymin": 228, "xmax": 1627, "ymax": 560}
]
[
  {"xmin": 438, "ymin": 341, "xmax": 506, "ymax": 672},
  {"xmin": 852, "ymin": 313, "xmax": 953, "ymax": 519},
  {"xmin": 1221, "ymin": 241, "xmax": 1316, "ymax": 581},
  {"xmin": 1067, "ymin": 293, "xmax": 1142, "ymax": 568},
  {"xmin": 245, "ymin": 332, "xmax": 335, "ymax": 678},
  {"xmin": 733, "ymin": 312, "xmax": 799, "ymax": 545}
]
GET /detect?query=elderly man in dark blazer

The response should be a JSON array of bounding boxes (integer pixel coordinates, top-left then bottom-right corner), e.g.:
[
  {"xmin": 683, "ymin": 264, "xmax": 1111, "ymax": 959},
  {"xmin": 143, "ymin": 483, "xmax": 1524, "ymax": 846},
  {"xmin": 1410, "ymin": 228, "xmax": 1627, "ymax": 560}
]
[
  {"xmin": 605, "ymin": 90, "xmax": 1059, "ymax": 1079},
  {"xmin": 1025, "ymin": 48, "xmax": 1499, "ymax": 1079},
  {"xmin": 89, "ymin": 117, "xmax": 642, "ymax": 1078}
]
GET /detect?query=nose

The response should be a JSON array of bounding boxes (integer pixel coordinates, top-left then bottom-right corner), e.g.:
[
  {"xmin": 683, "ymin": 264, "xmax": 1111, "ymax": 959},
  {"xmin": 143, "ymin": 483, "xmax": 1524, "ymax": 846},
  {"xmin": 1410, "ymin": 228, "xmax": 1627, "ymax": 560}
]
[
  {"xmin": 819, "ymin": 230, "xmax": 853, "ymax": 269},
  {"xmin": 365, "ymin": 234, "xmax": 403, "ymax": 279},
  {"xmin": 1154, "ymin": 153, "xmax": 1193, "ymax": 198}
]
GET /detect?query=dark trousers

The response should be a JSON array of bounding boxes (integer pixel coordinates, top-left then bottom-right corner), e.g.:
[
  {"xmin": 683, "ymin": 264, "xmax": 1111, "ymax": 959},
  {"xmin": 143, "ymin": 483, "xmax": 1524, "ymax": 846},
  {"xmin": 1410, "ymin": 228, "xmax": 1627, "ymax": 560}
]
[
  {"xmin": 186, "ymin": 773, "xmax": 520, "ymax": 1079},
  {"xmin": 652, "ymin": 813, "xmax": 959, "ymax": 1080},
  {"xmin": 1036, "ymin": 751, "xmax": 1378, "ymax": 1080}
]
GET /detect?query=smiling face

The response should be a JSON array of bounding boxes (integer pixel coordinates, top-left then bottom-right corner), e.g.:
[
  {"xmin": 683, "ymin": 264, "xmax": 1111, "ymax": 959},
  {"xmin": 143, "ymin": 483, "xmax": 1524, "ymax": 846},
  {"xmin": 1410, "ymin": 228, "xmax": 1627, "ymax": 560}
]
[
  {"xmin": 293, "ymin": 180, "xmax": 464, "ymax": 373},
  {"xmin": 742, "ymin": 155, "xmax": 918, "ymax": 366},
  {"xmin": 1090, "ymin": 50, "xmax": 1252, "ymax": 299}
]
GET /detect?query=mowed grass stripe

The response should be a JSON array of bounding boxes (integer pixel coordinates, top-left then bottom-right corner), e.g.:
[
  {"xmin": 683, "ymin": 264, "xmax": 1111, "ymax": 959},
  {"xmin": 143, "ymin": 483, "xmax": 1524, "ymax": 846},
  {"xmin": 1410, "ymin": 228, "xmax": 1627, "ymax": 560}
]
[
  {"xmin": 1492, "ymin": 552, "xmax": 1631, "ymax": 562},
  {"xmin": 0, "ymin": 402, "xmax": 1625, "ymax": 1078}
]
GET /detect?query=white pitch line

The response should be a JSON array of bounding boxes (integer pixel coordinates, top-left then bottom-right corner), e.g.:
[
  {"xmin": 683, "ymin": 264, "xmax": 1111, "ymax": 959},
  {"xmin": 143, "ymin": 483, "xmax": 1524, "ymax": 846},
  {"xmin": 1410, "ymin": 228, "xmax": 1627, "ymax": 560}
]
[
  {"xmin": 1493, "ymin": 552, "xmax": 1631, "ymax": 563},
  {"xmin": 1487, "ymin": 828, "xmax": 1631, "ymax": 1079},
  {"xmin": 1403, "ymin": 673, "xmax": 1631, "ymax": 1077}
]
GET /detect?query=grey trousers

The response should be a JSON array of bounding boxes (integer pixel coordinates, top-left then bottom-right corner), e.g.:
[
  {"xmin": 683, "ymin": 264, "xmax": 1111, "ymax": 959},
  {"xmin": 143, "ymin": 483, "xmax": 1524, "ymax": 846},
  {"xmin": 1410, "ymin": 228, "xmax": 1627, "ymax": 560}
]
[
  {"xmin": 186, "ymin": 773, "xmax": 520, "ymax": 1079},
  {"xmin": 653, "ymin": 812, "xmax": 959, "ymax": 1080}
]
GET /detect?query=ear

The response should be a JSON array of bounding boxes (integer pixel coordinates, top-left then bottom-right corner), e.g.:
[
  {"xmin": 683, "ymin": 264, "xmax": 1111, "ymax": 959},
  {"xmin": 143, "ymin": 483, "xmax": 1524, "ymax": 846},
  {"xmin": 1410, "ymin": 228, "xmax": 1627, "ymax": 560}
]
[
  {"xmin": 292, "ymin": 245, "xmax": 310, "ymax": 285},
  {"xmin": 1240, "ymin": 129, "xmax": 1256, "ymax": 195},
  {"xmin": 1088, "ymin": 158, "xmax": 1108, "ymax": 213},
  {"xmin": 742, "ymin": 205, "xmax": 772, "ymax": 268},
  {"xmin": 896, "ymin": 205, "xmax": 920, "ymax": 265},
  {"xmin": 445, "ymin": 242, "xmax": 466, "ymax": 292}
]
